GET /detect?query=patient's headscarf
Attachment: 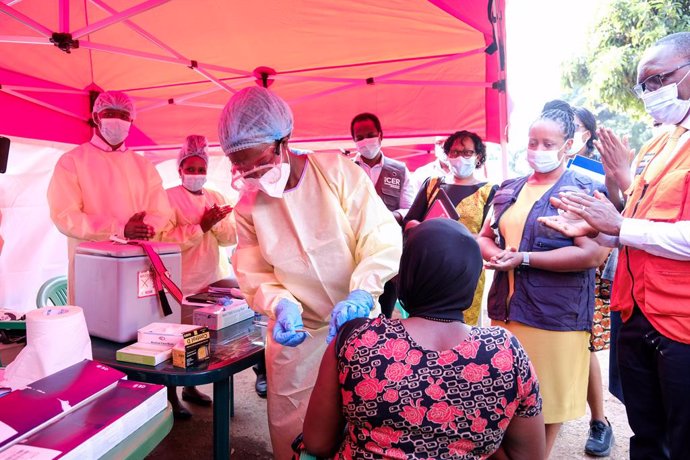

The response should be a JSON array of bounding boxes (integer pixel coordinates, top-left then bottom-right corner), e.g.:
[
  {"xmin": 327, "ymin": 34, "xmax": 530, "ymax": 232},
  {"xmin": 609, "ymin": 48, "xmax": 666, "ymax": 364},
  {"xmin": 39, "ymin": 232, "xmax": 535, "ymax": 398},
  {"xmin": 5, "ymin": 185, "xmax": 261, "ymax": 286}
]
[{"xmin": 397, "ymin": 219, "xmax": 482, "ymax": 322}]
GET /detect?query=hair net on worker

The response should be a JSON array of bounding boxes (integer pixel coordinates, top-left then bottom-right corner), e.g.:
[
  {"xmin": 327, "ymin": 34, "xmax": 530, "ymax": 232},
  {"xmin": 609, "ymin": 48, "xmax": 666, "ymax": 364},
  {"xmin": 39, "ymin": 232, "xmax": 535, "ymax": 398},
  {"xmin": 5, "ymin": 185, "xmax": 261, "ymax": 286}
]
[
  {"xmin": 218, "ymin": 87, "xmax": 294, "ymax": 154},
  {"xmin": 177, "ymin": 134, "xmax": 209, "ymax": 166},
  {"xmin": 93, "ymin": 91, "xmax": 136, "ymax": 119}
]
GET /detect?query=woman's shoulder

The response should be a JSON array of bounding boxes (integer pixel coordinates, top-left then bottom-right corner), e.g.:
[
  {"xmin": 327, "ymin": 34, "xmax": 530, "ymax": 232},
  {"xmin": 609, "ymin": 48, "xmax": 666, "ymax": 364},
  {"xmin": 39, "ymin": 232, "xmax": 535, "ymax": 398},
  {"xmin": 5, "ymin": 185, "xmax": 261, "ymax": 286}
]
[
  {"xmin": 472, "ymin": 326, "xmax": 520, "ymax": 347},
  {"xmin": 335, "ymin": 316, "xmax": 396, "ymax": 355}
]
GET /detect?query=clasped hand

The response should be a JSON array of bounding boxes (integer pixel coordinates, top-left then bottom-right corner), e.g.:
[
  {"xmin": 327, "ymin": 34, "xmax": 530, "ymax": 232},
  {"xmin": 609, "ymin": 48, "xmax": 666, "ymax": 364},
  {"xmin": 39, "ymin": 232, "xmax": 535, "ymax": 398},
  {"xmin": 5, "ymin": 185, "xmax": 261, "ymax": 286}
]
[
  {"xmin": 484, "ymin": 246, "xmax": 522, "ymax": 271},
  {"xmin": 538, "ymin": 191, "xmax": 623, "ymax": 238},
  {"xmin": 124, "ymin": 211, "xmax": 154, "ymax": 240},
  {"xmin": 201, "ymin": 204, "xmax": 233, "ymax": 233}
]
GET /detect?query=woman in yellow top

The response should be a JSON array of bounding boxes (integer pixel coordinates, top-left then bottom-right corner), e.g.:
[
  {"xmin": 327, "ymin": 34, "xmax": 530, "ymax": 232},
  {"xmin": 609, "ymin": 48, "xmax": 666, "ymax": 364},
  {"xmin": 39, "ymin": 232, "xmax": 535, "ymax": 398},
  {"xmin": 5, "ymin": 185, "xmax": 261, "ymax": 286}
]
[
  {"xmin": 403, "ymin": 130, "xmax": 497, "ymax": 325},
  {"xmin": 477, "ymin": 101, "xmax": 609, "ymax": 458}
]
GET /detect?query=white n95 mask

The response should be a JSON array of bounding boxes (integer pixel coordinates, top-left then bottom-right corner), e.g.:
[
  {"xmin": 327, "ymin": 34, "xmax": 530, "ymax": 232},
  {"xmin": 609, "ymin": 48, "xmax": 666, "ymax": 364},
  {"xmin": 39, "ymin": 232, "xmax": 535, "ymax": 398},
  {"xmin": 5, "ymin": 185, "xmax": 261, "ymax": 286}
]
[
  {"xmin": 256, "ymin": 162, "xmax": 291, "ymax": 198},
  {"xmin": 99, "ymin": 118, "xmax": 131, "ymax": 146},
  {"xmin": 449, "ymin": 157, "xmax": 476, "ymax": 178},
  {"xmin": 527, "ymin": 146, "xmax": 564, "ymax": 173},
  {"xmin": 231, "ymin": 155, "xmax": 291, "ymax": 198},
  {"xmin": 356, "ymin": 137, "xmax": 382, "ymax": 160},
  {"xmin": 642, "ymin": 73, "xmax": 690, "ymax": 125},
  {"xmin": 182, "ymin": 174, "xmax": 206, "ymax": 192}
]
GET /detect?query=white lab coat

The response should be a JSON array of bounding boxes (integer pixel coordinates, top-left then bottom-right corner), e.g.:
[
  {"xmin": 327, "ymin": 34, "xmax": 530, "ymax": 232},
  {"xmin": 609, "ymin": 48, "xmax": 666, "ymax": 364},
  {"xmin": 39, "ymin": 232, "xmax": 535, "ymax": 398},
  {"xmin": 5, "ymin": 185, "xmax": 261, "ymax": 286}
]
[
  {"xmin": 164, "ymin": 185, "xmax": 236, "ymax": 297},
  {"xmin": 233, "ymin": 152, "xmax": 401, "ymax": 459},
  {"xmin": 47, "ymin": 136, "xmax": 174, "ymax": 303}
]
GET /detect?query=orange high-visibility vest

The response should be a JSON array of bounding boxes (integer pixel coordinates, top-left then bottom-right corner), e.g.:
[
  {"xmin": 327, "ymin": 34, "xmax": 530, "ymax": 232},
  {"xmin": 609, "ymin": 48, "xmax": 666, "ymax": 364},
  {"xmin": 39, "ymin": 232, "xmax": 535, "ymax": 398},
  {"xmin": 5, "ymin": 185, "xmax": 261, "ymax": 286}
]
[{"xmin": 612, "ymin": 128, "xmax": 690, "ymax": 343}]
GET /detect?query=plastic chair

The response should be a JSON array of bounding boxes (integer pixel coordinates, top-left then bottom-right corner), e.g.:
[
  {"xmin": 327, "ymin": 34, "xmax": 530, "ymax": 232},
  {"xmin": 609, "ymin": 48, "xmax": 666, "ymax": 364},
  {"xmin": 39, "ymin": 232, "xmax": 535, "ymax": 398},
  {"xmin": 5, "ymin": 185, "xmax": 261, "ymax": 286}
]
[{"xmin": 36, "ymin": 276, "xmax": 68, "ymax": 307}]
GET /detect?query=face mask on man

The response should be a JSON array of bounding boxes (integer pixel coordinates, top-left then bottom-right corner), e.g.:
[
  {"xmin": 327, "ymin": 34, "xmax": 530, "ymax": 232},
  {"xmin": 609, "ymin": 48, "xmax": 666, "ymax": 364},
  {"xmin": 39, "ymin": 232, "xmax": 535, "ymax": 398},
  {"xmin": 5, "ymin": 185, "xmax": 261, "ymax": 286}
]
[
  {"xmin": 355, "ymin": 137, "xmax": 382, "ymax": 160},
  {"xmin": 181, "ymin": 174, "xmax": 206, "ymax": 193},
  {"xmin": 642, "ymin": 71, "xmax": 690, "ymax": 125},
  {"xmin": 98, "ymin": 118, "xmax": 131, "ymax": 146},
  {"xmin": 527, "ymin": 144, "xmax": 565, "ymax": 173},
  {"xmin": 449, "ymin": 156, "xmax": 476, "ymax": 178}
]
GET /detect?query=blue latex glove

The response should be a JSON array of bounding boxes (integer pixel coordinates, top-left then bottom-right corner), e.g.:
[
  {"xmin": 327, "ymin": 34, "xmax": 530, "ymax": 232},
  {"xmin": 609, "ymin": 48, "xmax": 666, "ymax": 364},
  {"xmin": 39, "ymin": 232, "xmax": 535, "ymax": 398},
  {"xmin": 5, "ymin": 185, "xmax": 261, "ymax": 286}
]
[
  {"xmin": 273, "ymin": 299, "xmax": 307, "ymax": 347},
  {"xmin": 326, "ymin": 290, "xmax": 374, "ymax": 344}
]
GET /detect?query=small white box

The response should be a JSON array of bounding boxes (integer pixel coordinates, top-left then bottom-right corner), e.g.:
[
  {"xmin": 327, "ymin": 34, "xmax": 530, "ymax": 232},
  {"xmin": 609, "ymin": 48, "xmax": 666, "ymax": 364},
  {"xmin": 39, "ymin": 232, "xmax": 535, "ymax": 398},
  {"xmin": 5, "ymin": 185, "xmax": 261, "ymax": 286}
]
[
  {"xmin": 192, "ymin": 299, "xmax": 254, "ymax": 330},
  {"xmin": 74, "ymin": 241, "xmax": 182, "ymax": 342},
  {"xmin": 137, "ymin": 322, "xmax": 201, "ymax": 346}
]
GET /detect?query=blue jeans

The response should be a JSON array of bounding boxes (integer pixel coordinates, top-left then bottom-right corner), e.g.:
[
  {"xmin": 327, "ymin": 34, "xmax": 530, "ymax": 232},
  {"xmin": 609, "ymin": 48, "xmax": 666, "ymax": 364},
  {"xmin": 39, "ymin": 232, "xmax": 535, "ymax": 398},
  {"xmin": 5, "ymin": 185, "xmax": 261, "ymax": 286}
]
[{"xmin": 618, "ymin": 308, "xmax": 690, "ymax": 460}]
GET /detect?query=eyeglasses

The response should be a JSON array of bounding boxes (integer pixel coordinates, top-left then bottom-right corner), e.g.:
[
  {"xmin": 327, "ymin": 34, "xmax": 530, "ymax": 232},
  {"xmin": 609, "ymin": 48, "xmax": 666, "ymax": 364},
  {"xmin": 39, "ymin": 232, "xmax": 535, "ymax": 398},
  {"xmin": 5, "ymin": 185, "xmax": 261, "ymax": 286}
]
[
  {"xmin": 230, "ymin": 141, "xmax": 282, "ymax": 176},
  {"xmin": 632, "ymin": 61, "xmax": 690, "ymax": 98},
  {"xmin": 447, "ymin": 149, "xmax": 476, "ymax": 159}
]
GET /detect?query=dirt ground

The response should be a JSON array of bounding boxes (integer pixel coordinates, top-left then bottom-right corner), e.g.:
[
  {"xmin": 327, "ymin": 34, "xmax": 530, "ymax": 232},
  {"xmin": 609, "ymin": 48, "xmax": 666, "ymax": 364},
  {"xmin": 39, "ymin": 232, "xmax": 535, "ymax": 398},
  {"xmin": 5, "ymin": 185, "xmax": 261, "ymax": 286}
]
[{"xmin": 147, "ymin": 347, "xmax": 631, "ymax": 459}]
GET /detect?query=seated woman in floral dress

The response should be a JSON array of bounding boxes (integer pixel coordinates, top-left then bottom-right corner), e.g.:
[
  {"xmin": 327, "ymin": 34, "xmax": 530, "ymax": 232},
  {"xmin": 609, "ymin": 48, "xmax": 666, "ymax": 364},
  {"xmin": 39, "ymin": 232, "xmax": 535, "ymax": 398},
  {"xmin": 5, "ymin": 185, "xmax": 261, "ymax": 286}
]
[{"xmin": 302, "ymin": 219, "xmax": 545, "ymax": 459}]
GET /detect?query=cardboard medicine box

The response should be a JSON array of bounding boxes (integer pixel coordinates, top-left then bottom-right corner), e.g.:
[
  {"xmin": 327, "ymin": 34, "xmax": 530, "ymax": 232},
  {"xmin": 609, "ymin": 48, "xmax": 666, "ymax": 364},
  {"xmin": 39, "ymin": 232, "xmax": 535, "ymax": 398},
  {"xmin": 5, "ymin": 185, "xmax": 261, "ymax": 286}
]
[
  {"xmin": 138, "ymin": 322, "xmax": 201, "ymax": 346},
  {"xmin": 172, "ymin": 327, "xmax": 210, "ymax": 369},
  {"xmin": 192, "ymin": 299, "xmax": 254, "ymax": 330}
]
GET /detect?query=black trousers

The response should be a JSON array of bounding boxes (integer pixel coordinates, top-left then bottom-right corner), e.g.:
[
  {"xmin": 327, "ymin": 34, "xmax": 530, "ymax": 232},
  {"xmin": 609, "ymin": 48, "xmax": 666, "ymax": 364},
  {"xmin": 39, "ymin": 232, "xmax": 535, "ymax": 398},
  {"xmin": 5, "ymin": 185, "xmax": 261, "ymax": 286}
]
[{"xmin": 618, "ymin": 308, "xmax": 690, "ymax": 460}]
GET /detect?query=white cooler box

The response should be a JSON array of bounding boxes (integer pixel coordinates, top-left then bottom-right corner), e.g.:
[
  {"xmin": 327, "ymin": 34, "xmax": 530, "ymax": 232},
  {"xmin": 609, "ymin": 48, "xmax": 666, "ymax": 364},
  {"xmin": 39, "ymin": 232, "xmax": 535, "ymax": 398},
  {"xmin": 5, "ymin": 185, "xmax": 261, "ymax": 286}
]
[{"xmin": 74, "ymin": 241, "xmax": 182, "ymax": 342}]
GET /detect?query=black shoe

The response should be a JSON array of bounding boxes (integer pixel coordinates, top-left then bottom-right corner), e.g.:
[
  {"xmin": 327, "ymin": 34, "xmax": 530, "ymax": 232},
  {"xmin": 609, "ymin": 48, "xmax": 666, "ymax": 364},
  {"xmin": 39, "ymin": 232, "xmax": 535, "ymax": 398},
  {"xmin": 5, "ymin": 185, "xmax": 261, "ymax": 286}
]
[
  {"xmin": 181, "ymin": 386, "xmax": 212, "ymax": 407},
  {"xmin": 585, "ymin": 418, "xmax": 614, "ymax": 457},
  {"xmin": 253, "ymin": 366, "xmax": 267, "ymax": 398},
  {"xmin": 171, "ymin": 400, "xmax": 192, "ymax": 420}
]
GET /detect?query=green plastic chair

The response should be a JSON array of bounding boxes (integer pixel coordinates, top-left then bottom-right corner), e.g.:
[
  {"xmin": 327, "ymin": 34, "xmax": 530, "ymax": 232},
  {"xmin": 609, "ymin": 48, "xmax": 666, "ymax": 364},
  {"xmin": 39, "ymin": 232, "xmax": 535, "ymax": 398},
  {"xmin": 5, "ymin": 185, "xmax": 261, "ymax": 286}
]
[
  {"xmin": 395, "ymin": 300, "xmax": 409, "ymax": 319},
  {"xmin": 36, "ymin": 275, "xmax": 68, "ymax": 307}
]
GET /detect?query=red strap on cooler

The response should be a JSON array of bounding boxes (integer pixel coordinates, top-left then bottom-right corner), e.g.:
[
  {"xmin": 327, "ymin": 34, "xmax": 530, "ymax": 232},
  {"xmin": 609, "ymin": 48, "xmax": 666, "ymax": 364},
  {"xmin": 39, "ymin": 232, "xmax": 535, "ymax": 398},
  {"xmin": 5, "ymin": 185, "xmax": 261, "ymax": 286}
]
[{"xmin": 127, "ymin": 241, "xmax": 183, "ymax": 317}]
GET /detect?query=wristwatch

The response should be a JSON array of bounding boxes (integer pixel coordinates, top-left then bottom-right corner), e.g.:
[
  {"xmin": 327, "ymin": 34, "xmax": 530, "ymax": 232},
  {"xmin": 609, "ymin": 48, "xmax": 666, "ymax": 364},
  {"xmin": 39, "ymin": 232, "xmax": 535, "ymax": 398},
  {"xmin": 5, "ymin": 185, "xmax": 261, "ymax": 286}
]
[{"xmin": 521, "ymin": 252, "xmax": 530, "ymax": 267}]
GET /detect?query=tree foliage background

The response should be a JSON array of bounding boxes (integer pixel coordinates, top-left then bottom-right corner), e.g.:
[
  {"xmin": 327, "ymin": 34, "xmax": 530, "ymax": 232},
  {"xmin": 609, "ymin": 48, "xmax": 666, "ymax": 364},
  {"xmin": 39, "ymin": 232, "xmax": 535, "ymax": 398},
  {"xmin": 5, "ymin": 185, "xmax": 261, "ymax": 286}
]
[{"xmin": 562, "ymin": 0, "xmax": 690, "ymax": 151}]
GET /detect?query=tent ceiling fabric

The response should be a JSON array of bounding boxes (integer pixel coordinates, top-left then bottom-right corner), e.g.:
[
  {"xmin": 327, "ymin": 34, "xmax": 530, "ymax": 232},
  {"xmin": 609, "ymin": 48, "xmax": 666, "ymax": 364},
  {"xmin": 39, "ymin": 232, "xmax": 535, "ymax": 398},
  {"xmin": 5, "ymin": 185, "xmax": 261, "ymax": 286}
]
[{"xmin": 0, "ymin": 0, "xmax": 507, "ymax": 150}]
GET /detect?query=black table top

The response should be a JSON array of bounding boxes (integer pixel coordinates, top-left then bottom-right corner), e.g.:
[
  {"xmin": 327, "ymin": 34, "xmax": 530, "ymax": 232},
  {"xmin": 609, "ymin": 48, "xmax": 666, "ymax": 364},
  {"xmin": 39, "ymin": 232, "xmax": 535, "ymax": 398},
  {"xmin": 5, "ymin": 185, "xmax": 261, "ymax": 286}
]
[{"xmin": 91, "ymin": 319, "xmax": 265, "ymax": 386}]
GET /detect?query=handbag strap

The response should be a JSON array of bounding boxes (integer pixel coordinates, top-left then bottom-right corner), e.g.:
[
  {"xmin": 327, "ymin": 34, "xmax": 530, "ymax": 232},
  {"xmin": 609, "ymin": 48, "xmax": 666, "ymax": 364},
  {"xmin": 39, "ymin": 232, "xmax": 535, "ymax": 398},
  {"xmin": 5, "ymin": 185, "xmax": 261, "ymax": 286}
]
[{"xmin": 127, "ymin": 241, "xmax": 182, "ymax": 316}]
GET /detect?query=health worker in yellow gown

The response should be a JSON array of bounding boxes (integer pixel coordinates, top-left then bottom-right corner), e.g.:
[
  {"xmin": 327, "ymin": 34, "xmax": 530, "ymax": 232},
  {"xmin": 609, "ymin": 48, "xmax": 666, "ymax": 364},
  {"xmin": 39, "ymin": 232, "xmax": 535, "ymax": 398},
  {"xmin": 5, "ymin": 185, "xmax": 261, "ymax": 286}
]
[
  {"xmin": 165, "ymin": 134, "xmax": 235, "ymax": 297},
  {"xmin": 218, "ymin": 86, "xmax": 402, "ymax": 460},
  {"xmin": 163, "ymin": 134, "xmax": 235, "ymax": 418},
  {"xmin": 47, "ymin": 91, "xmax": 174, "ymax": 303}
]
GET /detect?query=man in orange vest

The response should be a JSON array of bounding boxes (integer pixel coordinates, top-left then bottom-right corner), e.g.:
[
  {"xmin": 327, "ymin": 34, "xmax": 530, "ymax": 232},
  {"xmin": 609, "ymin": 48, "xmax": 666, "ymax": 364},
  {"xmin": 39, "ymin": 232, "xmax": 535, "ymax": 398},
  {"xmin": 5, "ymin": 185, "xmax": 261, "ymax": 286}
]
[{"xmin": 539, "ymin": 32, "xmax": 690, "ymax": 459}]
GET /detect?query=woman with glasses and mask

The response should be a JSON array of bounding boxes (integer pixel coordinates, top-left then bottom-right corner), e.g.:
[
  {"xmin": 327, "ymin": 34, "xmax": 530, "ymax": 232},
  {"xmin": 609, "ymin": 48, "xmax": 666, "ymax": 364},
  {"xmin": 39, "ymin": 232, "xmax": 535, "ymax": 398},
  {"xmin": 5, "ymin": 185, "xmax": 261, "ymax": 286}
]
[
  {"xmin": 403, "ymin": 130, "xmax": 497, "ymax": 326},
  {"xmin": 219, "ymin": 86, "xmax": 401, "ymax": 460},
  {"xmin": 477, "ymin": 101, "xmax": 610, "ymax": 458}
]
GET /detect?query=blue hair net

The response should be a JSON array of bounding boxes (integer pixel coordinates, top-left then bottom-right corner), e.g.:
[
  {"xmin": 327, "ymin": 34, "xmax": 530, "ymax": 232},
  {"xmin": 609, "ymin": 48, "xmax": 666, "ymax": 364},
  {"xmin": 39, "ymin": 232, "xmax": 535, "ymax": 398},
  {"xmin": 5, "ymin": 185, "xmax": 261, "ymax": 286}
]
[
  {"xmin": 93, "ymin": 91, "xmax": 136, "ymax": 119},
  {"xmin": 178, "ymin": 134, "xmax": 209, "ymax": 167},
  {"xmin": 218, "ymin": 87, "xmax": 293, "ymax": 154}
]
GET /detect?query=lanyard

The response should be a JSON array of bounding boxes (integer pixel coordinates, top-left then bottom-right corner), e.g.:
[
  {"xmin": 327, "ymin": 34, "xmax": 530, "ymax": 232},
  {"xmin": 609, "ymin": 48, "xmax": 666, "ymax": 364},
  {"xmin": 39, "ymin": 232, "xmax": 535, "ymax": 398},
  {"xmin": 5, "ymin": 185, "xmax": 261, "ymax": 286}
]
[{"xmin": 127, "ymin": 241, "xmax": 183, "ymax": 316}]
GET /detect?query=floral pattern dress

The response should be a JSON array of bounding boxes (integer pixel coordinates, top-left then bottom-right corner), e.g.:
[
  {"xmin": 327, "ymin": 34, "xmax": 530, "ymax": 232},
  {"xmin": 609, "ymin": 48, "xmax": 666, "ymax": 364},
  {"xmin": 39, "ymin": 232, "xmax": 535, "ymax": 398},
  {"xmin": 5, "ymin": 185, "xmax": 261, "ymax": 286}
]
[{"xmin": 335, "ymin": 317, "xmax": 542, "ymax": 459}]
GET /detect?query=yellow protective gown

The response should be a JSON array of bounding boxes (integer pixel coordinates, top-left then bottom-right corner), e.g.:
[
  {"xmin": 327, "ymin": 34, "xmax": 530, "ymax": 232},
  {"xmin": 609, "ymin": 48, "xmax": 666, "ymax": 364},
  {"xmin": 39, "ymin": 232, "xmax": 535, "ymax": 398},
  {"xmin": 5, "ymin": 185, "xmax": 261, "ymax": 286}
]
[
  {"xmin": 233, "ymin": 152, "xmax": 402, "ymax": 460},
  {"xmin": 164, "ymin": 185, "xmax": 236, "ymax": 297},
  {"xmin": 47, "ymin": 136, "xmax": 174, "ymax": 303}
]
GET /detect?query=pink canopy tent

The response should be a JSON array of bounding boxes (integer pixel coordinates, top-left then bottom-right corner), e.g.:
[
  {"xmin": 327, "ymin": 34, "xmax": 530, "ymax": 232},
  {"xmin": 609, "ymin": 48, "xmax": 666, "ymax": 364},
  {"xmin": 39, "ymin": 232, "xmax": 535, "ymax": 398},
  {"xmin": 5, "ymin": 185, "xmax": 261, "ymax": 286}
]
[{"xmin": 0, "ymin": 0, "xmax": 507, "ymax": 165}]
